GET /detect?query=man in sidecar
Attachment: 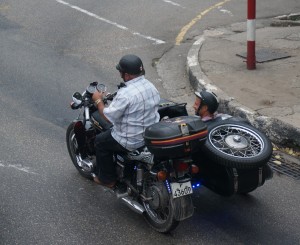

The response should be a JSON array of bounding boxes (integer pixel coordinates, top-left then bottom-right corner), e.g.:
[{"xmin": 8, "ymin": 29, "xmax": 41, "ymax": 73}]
[
  {"xmin": 90, "ymin": 54, "xmax": 160, "ymax": 188},
  {"xmin": 193, "ymin": 89, "xmax": 253, "ymax": 124},
  {"xmin": 192, "ymin": 88, "xmax": 273, "ymax": 192},
  {"xmin": 193, "ymin": 89, "xmax": 223, "ymax": 121}
]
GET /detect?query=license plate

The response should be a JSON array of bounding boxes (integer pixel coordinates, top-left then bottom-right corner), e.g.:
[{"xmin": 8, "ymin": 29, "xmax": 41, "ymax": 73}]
[{"xmin": 170, "ymin": 181, "xmax": 193, "ymax": 199}]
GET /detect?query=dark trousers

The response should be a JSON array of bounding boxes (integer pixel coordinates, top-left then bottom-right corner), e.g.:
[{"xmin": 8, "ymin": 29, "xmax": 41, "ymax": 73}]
[{"xmin": 94, "ymin": 130, "xmax": 127, "ymax": 183}]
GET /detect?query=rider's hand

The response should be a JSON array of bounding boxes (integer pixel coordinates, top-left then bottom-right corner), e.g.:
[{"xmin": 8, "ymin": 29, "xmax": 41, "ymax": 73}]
[{"xmin": 92, "ymin": 90, "xmax": 104, "ymax": 102}]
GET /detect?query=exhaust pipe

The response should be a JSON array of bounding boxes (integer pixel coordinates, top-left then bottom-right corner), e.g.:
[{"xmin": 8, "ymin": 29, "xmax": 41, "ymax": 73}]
[{"xmin": 121, "ymin": 197, "xmax": 145, "ymax": 214}]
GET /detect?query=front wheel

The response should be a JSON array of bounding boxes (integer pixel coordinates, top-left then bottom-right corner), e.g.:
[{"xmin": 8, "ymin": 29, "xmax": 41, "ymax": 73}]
[
  {"xmin": 141, "ymin": 175, "xmax": 179, "ymax": 233},
  {"xmin": 66, "ymin": 122, "xmax": 93, "ymax": 179}
]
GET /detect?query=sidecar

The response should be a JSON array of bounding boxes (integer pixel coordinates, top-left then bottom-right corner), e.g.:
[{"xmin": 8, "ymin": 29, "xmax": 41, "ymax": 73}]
[
  {"xmin": 158, "ymin": 99, "xmax": 273, "ymax": 196},
  {"xmin": 193, "ymin": 115, "xmax": 273, "ymax": 196}
]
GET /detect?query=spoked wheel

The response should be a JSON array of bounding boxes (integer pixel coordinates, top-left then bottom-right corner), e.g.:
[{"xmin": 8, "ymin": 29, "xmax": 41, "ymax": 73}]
[
  {"xmin": 203, "ymin": 120, "xmax": 273, "ymax": 169},
  {"xmin": 66, "ymin": 123, "xmax": 93, "ymax": 179},
  {"xmin": 142, "ymin": 175, "xmax": 179, "ymax": 233}
]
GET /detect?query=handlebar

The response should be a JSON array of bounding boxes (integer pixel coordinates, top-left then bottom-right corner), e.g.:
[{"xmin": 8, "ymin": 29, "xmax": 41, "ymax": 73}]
[
  {"xmin": 70, "ymin": 82, "xmax": 118, "ymax": 110},
  {"xmin": 103, "ymin": 91, "xmax": 117, "ymax": 103}
]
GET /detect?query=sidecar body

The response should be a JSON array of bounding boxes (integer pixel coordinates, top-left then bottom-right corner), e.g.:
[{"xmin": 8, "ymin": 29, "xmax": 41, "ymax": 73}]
[
  {"xmin": 158, "ymin": 99, "xmax": 273, "ymax": 196},
  {"xmin": 194, "ymin": 115, "xmax": 273, "ymax": 196}
]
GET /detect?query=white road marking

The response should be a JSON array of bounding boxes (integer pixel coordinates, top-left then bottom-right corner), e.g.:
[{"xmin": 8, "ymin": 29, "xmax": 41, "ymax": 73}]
[
  {"xmin": 162, "ymin": 0, "xmax": 185, "ymax": 8},
  {"xmin": 0, "ymin": 161, "xmax": 39, "ymax": 175},
  {"xmin": 218, "ymin": 7, "xmax": 233, "ymax": 16},
  {"xmin": 55, "ymin": 0, "xmax": 165, "ymax": 44}
]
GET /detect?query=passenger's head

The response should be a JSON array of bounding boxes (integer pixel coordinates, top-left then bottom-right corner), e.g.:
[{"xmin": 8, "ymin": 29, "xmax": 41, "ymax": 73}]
[{"xmin": 193, "ymin": 89, "xmax": 219, "ymax": 116}]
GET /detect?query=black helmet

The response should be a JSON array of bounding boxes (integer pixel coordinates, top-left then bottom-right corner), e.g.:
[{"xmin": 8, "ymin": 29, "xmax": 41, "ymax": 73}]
[
  {"xmin": 116, "ymin": 54, "xmax": 145, "ymax": 75},
  {"xmin": 195, "ymin": 89, "xmax": 219, "ymax": 114}
]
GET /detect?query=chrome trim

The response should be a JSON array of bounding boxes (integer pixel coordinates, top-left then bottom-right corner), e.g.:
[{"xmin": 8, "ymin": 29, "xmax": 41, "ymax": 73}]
[
  {"xmin": 85, "ymin": 106, "xmax": 90, "ymax": 121},
  {"xmin": 209, "ymin": 124, "xmax": 265, "ymax": 159},
  {"xmin": 232, "ymin": 168, "xmax": 239, "ymax": 193},
  {"xmin": 121, "ymin": 197, "xmax": 145, "ymax": 214},
  {"xmin": 258, "ymin": 167, "xmax": 263, "ymax": 186}
]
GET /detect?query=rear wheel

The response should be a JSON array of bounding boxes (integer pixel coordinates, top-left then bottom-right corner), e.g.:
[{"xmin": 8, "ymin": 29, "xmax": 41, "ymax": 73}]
[
  {"xmin": 141, "ymin": 175, "xmax": 179, "ymax": 233},
  {"xmin": 66, "ymin": 123, "xmax": 93, "ymax": 179}
]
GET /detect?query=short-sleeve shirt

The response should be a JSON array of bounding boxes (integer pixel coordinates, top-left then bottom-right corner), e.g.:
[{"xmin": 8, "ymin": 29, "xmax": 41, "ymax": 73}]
[{"xmin": 104, "ymin": 76, "xmax": 160, "ymax": 151}]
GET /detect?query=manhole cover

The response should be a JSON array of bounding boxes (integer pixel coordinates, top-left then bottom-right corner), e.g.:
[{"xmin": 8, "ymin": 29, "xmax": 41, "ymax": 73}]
[
  {"xmin": 268, "ymin": 152, "xmax": 300, "ymax": 180},
  {"xmin": 236, "ymin": 48, "xmax": 291, "ymax": 63}
]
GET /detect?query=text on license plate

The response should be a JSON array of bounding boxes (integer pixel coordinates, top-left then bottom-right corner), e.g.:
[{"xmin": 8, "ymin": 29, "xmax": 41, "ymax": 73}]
[{"xmin": 170, "ymin": 181, "xmax": 193, "ymax": 199}]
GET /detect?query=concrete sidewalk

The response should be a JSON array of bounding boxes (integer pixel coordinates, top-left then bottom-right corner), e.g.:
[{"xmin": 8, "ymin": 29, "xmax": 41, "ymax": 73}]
[{"xmin": 187, "ymin": 17, "xmax": 300, "ymax": 147}]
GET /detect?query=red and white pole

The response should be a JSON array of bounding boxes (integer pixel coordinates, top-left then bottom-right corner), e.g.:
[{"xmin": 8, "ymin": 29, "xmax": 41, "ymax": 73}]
[{"xmin": 247, "ymin": 0, "xmax": 256, "ymax": 69}]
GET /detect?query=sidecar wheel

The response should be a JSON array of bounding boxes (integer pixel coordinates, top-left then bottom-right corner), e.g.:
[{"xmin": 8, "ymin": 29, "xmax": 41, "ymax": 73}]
[
  {"xmin": 142, "ymin": 176, "xmax": 179, "ymax": 233},
  {"xmin": 202, "ymin": 120, "xmax": 273, "ymax": 169},
  {"xmin": 66, "ymin": 123, "xmax": 93, "ymax": 179}
]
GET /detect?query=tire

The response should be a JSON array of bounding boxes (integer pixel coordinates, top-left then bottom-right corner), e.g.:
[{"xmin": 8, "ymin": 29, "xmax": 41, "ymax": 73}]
[
  {"xmin": 202, "ymin": 119, "xmax": 273, "ymax": 169},
  {"xmin": 238, "ymin": 187, "xmax": 257, "ymax": 195},
  {"xmin": 142, "ymin": 174, "xmax": 179, "ymax": 233},
  {"xmin": 66, "ymin": 122, "xmax": 93, "ymax": 179}
]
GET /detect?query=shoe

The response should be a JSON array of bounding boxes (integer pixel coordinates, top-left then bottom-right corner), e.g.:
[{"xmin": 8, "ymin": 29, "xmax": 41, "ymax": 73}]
[{"xmin": 91, "ymin": 173, "xmax": 116, "ymax": 188}]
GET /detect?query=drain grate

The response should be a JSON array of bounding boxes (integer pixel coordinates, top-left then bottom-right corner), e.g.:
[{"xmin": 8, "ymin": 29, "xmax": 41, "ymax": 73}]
[
  {"xmin": 236, "ymin": 48, "xmax": 291, "ymax": 63},
  {"xmin": 268, "ymin": 153, "xmax": 300, "ymax": 180}
]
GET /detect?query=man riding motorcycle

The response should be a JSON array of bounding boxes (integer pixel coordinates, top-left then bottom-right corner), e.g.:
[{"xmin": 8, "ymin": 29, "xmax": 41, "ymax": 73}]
[{"xmin": 90, "ymin": 54, "xmax": 160, "ymax": 188}]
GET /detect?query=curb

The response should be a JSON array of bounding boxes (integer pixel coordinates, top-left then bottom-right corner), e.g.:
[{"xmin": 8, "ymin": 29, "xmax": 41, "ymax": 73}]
[{"xmin": 187, "ymin": 35, "xmax": 300, "ymax": 147}]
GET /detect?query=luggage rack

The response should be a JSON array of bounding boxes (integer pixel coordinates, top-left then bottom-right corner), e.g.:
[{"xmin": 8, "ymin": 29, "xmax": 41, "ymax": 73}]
[{"xmin": 268, "ymin": 153, "xmax": 300, "ymax": 180}]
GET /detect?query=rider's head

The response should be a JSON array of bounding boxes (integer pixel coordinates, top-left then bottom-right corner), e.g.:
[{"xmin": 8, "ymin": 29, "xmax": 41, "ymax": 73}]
[
  {"xmin": 116, "ymin": 54, "xmax": 145, "ymax": 82},
  {"xmin": 193, "ymin": 89, "xmax": 219, "ymax": 117}
]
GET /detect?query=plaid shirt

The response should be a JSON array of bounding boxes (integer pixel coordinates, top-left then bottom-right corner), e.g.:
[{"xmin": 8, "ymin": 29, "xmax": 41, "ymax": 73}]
[{"xmin": 104, "ymin": 76, "xmax": 160, "ymax": 151}]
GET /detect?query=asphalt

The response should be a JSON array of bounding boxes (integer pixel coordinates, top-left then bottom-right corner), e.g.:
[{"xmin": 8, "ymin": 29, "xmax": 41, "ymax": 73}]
[{"xmin": 187, "ymin": 15, "xmax": 300, "ymax": 147}]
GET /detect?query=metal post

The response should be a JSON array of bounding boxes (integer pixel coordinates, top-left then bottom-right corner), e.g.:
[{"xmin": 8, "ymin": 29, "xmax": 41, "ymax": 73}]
[{"xmin": 247, "ymin": 0, "xmax": 256, "ymax": 69}]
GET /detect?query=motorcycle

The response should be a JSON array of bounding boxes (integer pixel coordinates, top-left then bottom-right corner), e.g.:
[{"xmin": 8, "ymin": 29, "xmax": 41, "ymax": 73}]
[{"xmin": 66, "ymin": 82, "xmax": 208, "ymax": 233}]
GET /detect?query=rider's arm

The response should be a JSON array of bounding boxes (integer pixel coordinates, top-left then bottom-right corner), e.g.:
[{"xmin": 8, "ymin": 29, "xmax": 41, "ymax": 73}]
[
  {"xmin": 92, "ymin": 91, "xmax": 110, "ymax": 122},
  {"xmin": 103, "ymin": 94, "xmax": 129, "ymax": 124}
]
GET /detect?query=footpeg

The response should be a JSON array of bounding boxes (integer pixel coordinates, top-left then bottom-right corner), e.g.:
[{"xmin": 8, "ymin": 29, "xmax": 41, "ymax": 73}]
[
  {"xmin": 115, "ymin": 190, "xmax": 129, "ymax": 199},
  {"xmin": 105, "ymin": 189, "xmax": 128, "ymax": 199},
  {"xmin": 114, "ymin": 184, "xmax": 129, "ymax": 199}
]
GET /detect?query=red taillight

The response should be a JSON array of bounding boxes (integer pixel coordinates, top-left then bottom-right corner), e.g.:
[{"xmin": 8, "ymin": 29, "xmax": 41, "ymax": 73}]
[
  {"xmin": 174, "ymin": 161, "xmax": 189, "ymax": 172},
  {"xmin": 190, "ymin": 164, "xmax": 199, "ymax": 174},
  {"xmin": 157, "ymin": 171, "xmax": 168, "ymax": 181}
]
